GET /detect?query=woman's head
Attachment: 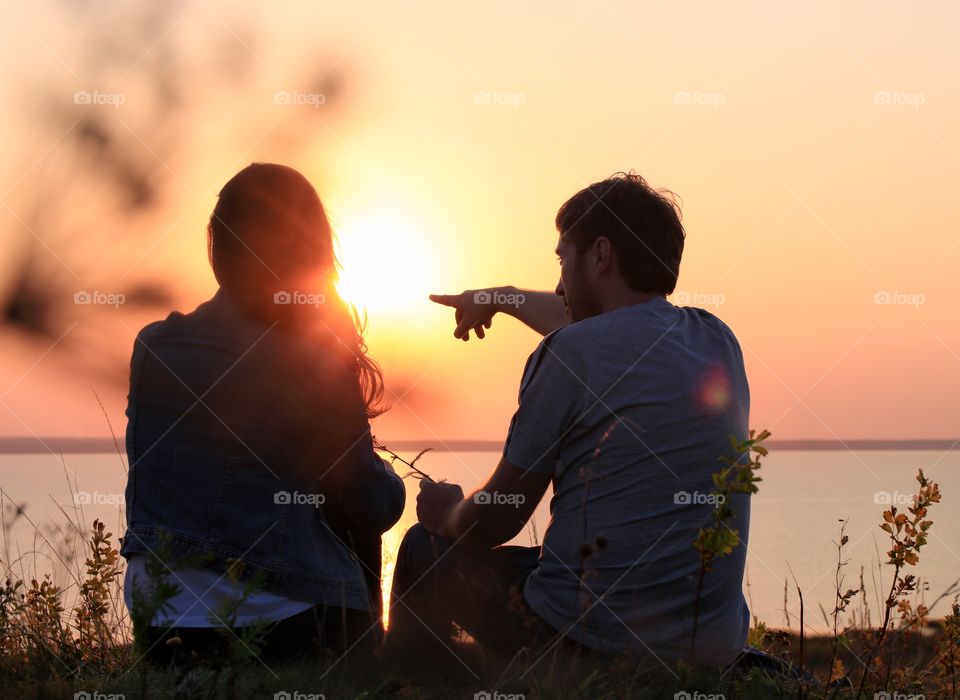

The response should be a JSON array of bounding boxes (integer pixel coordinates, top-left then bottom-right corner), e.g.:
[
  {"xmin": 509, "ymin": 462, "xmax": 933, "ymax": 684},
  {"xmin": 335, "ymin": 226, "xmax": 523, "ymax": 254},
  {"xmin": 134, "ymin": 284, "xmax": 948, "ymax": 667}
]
[
  {"xmin": 209, "ymin": 163, "xmax": 333, "ymax": 297},
  {"xmin": 208, "ymin": 163, "xmax": 385, "ymax": 417}
]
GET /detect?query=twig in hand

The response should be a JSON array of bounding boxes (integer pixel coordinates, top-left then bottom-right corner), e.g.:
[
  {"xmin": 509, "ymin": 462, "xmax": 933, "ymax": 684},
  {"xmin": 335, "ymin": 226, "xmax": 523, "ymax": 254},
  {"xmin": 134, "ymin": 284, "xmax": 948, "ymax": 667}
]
[{"xmin": 372, "ymin": 437, "xmax": 435, "ymax": 482}]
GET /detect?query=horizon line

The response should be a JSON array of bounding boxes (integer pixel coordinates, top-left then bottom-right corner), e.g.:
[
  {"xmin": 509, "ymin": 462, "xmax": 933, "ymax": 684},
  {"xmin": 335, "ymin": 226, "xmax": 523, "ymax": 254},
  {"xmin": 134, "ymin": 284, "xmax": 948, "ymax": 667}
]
[{"xmin": 0, "ymin": 436, "xmax": 958, "ymax": 455}]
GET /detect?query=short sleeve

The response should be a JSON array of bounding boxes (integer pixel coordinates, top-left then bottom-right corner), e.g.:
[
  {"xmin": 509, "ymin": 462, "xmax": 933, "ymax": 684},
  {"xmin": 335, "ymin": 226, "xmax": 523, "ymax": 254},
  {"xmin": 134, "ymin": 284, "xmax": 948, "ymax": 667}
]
[{"xmin": 503, "ymin": 330, "xmax": 587, "ymax": 474}]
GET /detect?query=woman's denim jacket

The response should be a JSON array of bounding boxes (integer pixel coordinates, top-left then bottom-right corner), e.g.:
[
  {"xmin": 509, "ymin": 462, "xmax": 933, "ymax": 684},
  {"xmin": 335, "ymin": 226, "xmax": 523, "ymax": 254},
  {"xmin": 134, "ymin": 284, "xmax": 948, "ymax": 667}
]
[{"xmin": 120, "ymin": 288, "xmax": 405, "ymax": 610}]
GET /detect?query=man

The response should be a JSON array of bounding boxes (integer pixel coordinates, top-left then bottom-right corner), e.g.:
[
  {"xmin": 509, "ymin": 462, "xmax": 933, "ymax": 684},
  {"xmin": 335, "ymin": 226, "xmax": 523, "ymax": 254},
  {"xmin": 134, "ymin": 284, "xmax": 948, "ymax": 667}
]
[{"xmin": 387, "ymin": 172, "xmax": 751, "ymax": 666}]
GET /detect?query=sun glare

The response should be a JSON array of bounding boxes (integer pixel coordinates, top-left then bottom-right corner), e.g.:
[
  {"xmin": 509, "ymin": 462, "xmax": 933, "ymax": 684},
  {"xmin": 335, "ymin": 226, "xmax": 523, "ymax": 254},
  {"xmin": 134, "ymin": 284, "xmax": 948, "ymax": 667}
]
[{"xmin": 334, "ymin": 213, "xmax": 433, "ymax": 315}]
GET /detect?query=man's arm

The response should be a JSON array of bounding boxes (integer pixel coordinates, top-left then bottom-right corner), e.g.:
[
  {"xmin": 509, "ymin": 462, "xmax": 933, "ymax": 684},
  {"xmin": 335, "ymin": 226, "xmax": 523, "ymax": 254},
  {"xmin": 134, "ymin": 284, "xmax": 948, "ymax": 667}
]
[
  {"xmin": 417, "ymin": 456, "xmax": 551, "ymax": 548},
  {"xmin": 430, "ymin": 286, "xmax": 568, "ymax": 340}
]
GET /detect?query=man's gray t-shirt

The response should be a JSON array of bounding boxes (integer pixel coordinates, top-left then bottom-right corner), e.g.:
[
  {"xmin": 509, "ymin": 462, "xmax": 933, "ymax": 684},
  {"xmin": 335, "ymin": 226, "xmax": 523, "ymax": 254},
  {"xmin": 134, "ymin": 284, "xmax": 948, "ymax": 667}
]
[{"xmin": 504, "ymin": 296, "xmax": 750, "ymax": 664}]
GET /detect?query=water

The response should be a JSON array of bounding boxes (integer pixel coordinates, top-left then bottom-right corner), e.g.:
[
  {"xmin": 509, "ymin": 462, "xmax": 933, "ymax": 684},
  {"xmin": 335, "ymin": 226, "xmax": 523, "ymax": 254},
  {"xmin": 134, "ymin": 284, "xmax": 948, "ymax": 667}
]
[{"xmin": 2, "ymin": 449, "xmax": 958, "ymax": 633}]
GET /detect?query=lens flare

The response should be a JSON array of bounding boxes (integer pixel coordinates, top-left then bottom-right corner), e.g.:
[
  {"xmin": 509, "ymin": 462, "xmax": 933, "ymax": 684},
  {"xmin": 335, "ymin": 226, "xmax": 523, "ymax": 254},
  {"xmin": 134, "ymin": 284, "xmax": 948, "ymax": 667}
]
[{"xmin": 698, "ymin": 363, "xmax": 732, "ymax": 413}]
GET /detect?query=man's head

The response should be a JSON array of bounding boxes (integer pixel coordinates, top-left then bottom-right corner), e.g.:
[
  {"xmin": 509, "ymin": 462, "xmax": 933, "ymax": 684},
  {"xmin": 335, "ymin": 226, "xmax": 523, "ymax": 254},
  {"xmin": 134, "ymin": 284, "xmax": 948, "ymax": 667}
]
[{"xmin": 554, "ymin": 172, "xmax": 685, "ymax": 321}]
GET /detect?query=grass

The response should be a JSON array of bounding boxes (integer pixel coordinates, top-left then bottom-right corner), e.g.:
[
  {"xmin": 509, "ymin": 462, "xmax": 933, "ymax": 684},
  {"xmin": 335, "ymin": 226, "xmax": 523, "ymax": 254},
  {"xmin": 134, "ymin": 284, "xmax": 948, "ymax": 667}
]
[{"xmin": 1, "ymin": 432, "xmax": 958, "ymax": 699}]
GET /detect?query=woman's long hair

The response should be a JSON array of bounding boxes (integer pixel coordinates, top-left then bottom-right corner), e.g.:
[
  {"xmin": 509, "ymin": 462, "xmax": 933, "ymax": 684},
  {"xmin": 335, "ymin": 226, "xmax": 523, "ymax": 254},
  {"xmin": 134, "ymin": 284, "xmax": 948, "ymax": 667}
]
[{"xmin": 207, "ymin": 163, "xmax": 385, "ymax": 418}]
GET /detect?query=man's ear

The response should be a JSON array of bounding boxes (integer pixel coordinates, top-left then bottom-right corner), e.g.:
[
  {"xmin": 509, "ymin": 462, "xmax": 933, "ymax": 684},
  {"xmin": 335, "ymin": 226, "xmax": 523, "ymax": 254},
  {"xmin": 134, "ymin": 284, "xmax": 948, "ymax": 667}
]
[{"xmin": 593, "ymin": 236, "xmax": 615, "ymax": 274}]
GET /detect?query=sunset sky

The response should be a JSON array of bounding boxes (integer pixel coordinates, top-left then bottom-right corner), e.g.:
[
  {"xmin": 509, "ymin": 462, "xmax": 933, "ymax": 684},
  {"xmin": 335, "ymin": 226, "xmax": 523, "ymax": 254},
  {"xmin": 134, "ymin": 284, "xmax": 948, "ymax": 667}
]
[{"xmin": 1, "ymin": 0, "xmax": 958, "ymax": 445}]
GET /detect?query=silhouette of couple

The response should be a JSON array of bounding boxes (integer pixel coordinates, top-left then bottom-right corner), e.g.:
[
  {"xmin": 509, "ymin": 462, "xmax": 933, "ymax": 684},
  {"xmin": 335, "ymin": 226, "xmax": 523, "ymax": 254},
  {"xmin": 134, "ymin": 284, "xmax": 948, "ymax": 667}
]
[{"xmin": 121, "ymin": 163, "xmax": 752, "ymax": 668}]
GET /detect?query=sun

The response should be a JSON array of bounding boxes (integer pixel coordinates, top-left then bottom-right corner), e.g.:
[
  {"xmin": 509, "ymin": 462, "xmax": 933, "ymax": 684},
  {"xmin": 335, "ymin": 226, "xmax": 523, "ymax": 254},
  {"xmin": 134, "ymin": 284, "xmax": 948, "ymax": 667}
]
[{"xmin": 333, "ymin": 213, "xmax": 433, "ymax": 315}]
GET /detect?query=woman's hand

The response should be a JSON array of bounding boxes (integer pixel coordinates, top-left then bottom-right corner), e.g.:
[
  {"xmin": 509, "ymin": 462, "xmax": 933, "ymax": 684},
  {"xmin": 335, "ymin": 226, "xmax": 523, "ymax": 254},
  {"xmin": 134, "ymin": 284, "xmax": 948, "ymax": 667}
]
[{"xmin": 416, "ymin": 480, "xmax": 464, "ymax": 537}]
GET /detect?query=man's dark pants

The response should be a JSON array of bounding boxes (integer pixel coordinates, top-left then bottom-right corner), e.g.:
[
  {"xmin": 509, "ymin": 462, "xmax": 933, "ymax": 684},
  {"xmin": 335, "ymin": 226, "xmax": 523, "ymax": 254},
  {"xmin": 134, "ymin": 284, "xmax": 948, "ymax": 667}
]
[{"xmin": 388, "ymin": 523, "xmax": 580, "ymax": 656}]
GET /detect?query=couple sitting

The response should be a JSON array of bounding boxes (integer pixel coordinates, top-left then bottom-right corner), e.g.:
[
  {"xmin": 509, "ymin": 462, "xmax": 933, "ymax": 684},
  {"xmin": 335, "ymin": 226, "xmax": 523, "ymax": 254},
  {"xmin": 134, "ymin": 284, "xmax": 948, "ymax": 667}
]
[{"xmin": 120, "ymin": 163, "xmax": 751, "ymax": 668}]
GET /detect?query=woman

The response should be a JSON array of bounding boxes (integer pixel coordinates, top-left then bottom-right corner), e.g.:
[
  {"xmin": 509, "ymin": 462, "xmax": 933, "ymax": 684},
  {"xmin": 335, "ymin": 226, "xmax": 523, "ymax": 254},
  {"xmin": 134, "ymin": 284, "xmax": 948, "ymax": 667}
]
[{"xmin": 120, "ymin": 163, "xmax": 404, "ymax": 663}]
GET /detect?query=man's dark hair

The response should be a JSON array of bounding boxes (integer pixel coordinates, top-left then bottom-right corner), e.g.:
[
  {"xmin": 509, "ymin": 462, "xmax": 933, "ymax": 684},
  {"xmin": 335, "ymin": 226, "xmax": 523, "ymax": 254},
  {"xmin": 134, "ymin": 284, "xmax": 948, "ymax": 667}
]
[{"xmin": 555, "ymin": 172, "xmax": 685, "ymax": 295}]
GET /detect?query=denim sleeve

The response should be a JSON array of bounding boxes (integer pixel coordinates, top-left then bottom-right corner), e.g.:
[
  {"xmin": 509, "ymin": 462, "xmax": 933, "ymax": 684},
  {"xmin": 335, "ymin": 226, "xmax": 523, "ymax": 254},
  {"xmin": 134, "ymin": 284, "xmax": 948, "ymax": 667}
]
[
  {"xmin": 289, "ymin": 352, "xmax": 406, "ymax": 534},
  {"xmin": 338, "ymin": 447, "xmax": 406, "ymax": 534}
]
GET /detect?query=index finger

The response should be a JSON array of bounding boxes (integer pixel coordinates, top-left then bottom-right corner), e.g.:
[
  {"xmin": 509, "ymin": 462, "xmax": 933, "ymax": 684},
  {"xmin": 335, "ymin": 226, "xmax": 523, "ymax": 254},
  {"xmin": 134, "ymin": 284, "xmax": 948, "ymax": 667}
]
[{"xmin": 429, "ymin": 294, "xmax": 460, "ymax": 308}]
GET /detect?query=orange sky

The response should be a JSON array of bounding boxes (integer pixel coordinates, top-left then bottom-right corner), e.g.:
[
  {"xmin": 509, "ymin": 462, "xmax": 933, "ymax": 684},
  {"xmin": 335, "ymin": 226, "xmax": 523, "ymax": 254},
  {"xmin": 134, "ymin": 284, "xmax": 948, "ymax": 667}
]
[{"xmin": 1, "ymin": 0, "xmax": 958, "ymax": 443}]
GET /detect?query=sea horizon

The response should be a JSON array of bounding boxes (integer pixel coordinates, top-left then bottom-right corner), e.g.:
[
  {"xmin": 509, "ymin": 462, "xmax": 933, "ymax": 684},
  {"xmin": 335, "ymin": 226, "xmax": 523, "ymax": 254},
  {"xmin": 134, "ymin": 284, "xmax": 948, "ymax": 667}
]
[{"xmin": 0, "ymin": 436, "xmax": 958, "ymax": 454}]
